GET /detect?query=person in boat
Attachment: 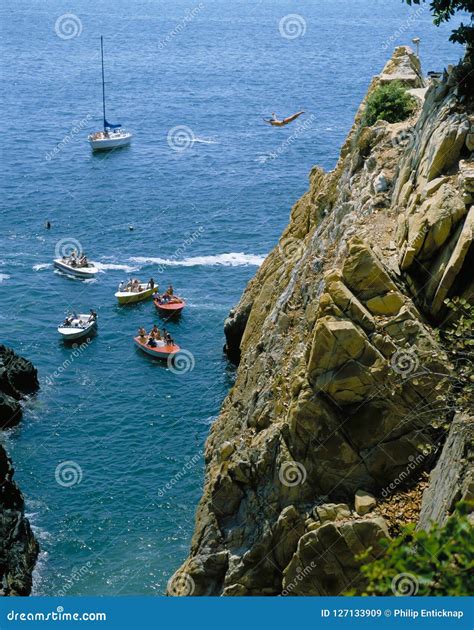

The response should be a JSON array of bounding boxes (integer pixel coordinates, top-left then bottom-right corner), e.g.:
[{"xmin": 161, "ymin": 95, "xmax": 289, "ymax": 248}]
[
  {"xmin": 132, "ymin": 279, "xmax": 140, "ymax": 292},
  {"xmin": 146, "ymin": 336, "xmax": 157, "ymax": 347},
  {"xmin": 166, "ymin": 285, "xmax": 174, "ymax": 296},
  {"xmin": 164, "ymin": 330, "xmax": 174, "ymax": 345},
  {"xmin": 138, "ymin": 327, "xmax": 147, "ymax": 340},
  {"xmin": 150, "ymin": 324, "xmax": 161, "ymax": 340},
  {"xmin": 88, "ymin": 309, "xmax": 97, "ymax": 323},
  {"xmin": 264, "ymin": 111, "xmax": 305, "ymax": 127},
  {"xmin": 147, "ymin": 278, "xmax": 155, "ymax": 291}
]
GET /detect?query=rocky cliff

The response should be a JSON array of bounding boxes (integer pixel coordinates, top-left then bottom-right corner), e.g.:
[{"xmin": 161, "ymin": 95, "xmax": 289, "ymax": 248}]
[
  {"xmin": 169, "ymin": 47, "xmax": 473, "ymax": 596},
  {"xmin": 0, "ymin": 346, "xmax": 39, "ymax": 595}
]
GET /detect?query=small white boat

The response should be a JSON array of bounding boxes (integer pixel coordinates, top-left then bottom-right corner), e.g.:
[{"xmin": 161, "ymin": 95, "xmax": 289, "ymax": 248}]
[
  {"xmin": 53, "ymin": 258, "xmax": 99, "ymax": 279},
  {"xmin": 89, "ymin": 129, "xmax": 132, "ymax": 151},
  {"xmin": 58, "ymin": 313, "xmax": 98, "ymax": 341},
  {"xmin": 89, "ymin": 37, "xmax": 132, "ymax": 152}
]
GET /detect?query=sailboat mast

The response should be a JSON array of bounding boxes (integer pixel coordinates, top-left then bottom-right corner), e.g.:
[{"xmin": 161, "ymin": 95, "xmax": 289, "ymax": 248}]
[{"xmin": 101, "ymin": 36, "xmax": 106, "ymax": 131}]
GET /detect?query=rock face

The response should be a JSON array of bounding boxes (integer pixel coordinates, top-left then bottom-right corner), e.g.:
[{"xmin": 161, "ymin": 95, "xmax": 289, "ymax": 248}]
[
  {"xmin": 0, "ymin": 346, "xmax": 39, "ymax": 595},
  {"xmin": 170, "ymin": 48, "xmax": 473, "ymax": 596},
  {"xmin": 418, "ymin": 413, "xmax": 473, "ymax": 530},
  {"xmin": 0, "ymin": 447, "xmax": 39, "ymax": 595},
  {"xmin": 0, "ymin": 345, "xmax": 39, "ymax": 429}
]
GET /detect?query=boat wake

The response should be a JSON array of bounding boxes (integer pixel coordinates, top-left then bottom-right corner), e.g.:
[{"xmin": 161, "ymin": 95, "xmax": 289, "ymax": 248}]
[
  {"xmin": 94, "ymin": 262, "xmax": 139, "ymax": 273},
  {"xmin": 193, "ymin": 137, "xmax": 219, "ymax": 145},
  {"xmin": 32, "ymin": 263, "xmax": 52, "ymax": 271},
  {"xmin": 130, "ymin": 253, "xmax": 266, "ymax": 268}
]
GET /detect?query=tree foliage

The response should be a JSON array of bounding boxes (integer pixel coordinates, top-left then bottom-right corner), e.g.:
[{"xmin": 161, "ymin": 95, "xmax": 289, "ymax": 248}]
[
  {"xmin": 403, "ymin": 1, "xmax": 474, "ymax": 52},
  {"xmin": 351, "ymin": 502, "xmax": 474, "ymax": 596},
  {"xmin": 362, "ymin": 81, "xmax": 416, "ymax": 127}
]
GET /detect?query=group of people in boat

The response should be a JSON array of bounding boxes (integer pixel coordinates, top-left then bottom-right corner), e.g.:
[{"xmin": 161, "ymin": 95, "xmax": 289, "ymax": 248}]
[
  {"xmin": 137, "ymin": 324, "xmax": 174, "ymax": 347},
  {"xmin": 119, "ymin": 278, "xmax": 155, "ymax": 293},
  {"xmin": 153, "ymin": 285, "xmax": 182, "ymax": 304},
  {"xmin": 62, "ymin": 251, "xmax": 90, "ymax": 268},
  {"xmin": 62, "ymin": 309, "xmax": 97, "ymax": 328}
]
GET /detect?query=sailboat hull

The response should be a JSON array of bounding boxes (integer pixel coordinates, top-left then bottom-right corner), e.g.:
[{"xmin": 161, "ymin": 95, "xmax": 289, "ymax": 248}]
[{"xmin": 89, "ymin": 132, "xmax": 132, "ymax": 151}]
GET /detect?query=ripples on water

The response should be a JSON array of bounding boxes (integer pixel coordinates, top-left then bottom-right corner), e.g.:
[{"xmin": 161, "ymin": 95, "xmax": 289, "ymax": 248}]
[{"xmin": 0, "ymin": 0, "xmax": 464, "ymax": 595}]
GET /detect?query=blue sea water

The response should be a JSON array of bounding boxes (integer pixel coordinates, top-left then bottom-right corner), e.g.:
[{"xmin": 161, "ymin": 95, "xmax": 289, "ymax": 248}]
[{"xmin": 0, "ymin": 0, "xmax": 465, "ymax": 595}]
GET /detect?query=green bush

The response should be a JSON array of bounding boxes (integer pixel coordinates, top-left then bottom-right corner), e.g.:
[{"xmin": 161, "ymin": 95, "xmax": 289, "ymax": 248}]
[
  {"xmin": 350, "ymin": 502, "xmax": 474, "ymax": 596},
  {"xmin": 362, "ymin": 81, "xmax": 416, "ymax": 127}
]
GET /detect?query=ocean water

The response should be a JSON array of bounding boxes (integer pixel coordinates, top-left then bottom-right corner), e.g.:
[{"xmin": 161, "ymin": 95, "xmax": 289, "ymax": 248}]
[{"xmin": 0, "ymin": 0, "xmax": 464, "ymax": 595}]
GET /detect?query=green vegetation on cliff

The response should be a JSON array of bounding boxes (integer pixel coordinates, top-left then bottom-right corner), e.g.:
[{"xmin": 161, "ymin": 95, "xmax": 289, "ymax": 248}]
[
  {"xmin": 362, "ymin": 81, "xmax": 416, "ymax": 127},
  {"xmin": 352, "ymin": 503, "xmax": 474, "ymax": 596}
]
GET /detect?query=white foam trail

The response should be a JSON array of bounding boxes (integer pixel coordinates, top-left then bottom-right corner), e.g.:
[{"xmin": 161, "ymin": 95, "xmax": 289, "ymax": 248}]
[
  {"xmin": 193, "ymin": 137, "xmax": 219, "ymax": 145},
  {"xmin": 33, "ymin": 263, "xmax": 51, "ymax": 271},
  {"xmin": 130, "ymin": 253, "xmax": 266, "ymax": 268},
  {"xmin": 95, "ymin": 262, "xmax": 138, "ymax": 273},
  {"xmin": 0, "ymin": 273, "xmax": 10, "ymax": 283}
]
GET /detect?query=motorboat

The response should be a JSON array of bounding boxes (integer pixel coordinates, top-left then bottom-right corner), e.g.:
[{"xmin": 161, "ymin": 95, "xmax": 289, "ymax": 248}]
[
  {"xmin": 58, "ymin": 313, "xmax": 98, "ymax": 341},
  {"xmin": 134, "ymin": 336, "xmax": 180, "ymax": 360},
  {"xmin": 115, "ymin": 280, "xmax": 155, "ymax": 305},
  {"xmin": 88, "ymin": 36, "xmax": 132, "ymax": 152},
  {"xmin": 53, "ymin": 257, "xmax": 99, "ymax": 279},
  {"xmin": 153, "ymin": 294, "xmax": 185, "ymax": 318}
]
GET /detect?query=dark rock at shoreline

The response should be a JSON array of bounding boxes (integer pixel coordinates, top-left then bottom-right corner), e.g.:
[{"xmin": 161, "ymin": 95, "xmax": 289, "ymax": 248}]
[
  {"xmin": 0, "ymin": 345, "xmax": 39, "ymax": 429},
  {"xmin": 0, "ymin": 447, "xmax": 39, "ymax": 595},
  {"xmin": 0, "ymin": 345, "xmax": 39, "ymax": 595}
]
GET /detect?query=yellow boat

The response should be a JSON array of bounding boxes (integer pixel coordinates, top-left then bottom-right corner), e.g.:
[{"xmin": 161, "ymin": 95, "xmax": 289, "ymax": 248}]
[{"xmin": 115, "ymin": 281, "xmax": 156, "ymax": 305}]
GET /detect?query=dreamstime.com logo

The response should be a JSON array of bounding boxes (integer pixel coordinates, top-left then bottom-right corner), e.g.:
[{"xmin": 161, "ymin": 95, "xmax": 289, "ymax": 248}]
[
  {"xmin": 167, "ymin": 125, "xmax": 195, "ymax": 152},
  {"xmin": 279, "ymin": 14, "xmax": 306, "ymax": 40},
  {"xmin": 55, "ymin": 13, "xmax": 83, "ymax": 40},
  {"xmin": 279, "ymin": 461, "xmax": 307, "ymax": 487},
  {"xmin": 167, "ymin": 349, "xmax": 195, "ymax": 374},
  {"xmin": 55, "ymin": 461, "xmax": 83, "ymax": 487},
  {"xmin": 391, "ymin": 572, "xmax": 419, "ymax": 596},
  {"xmin": 167, "ymin": 571, "xmax": 196, "ymax": 596},
  {"xmin": 54, "ymin": 237, "xmax": 83, "ymax": 259}
]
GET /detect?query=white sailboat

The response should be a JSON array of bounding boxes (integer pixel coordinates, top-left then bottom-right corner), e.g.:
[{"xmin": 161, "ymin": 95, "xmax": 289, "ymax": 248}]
[{"xmin": 89, "ymin": 36, "xmax": 132, "ymax": 151}]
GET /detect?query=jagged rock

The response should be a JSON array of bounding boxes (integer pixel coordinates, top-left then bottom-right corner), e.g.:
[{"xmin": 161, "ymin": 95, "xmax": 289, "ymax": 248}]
[
  {"xmin": 354, "ymin": 490, "xmax": 377, "ymax": 515},
  {"xmin": 282, "ymin": 517, "xmax": 389, "ymax": 595},
  {"xmin": 0, "ymin": 446, "xmax": 39, "ymax": 595},
  {"xmin": 418, "ymin": 414, "xmax": 474, "ymax": 530},
  {"xmin": 365, "ymin": 291, "xmax": 404, "ymax": 316},
  {"xmin": 0, "ymin": 345, "xmax": 39, "ymax": 428}
]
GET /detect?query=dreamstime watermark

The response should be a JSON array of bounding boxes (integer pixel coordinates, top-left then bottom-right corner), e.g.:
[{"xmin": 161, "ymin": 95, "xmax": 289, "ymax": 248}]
[
  {"xmin": 45, "ymin": 115, "xmax": 92, "ymax": 161},
  {"xmin": 40, "ymin": 339, "xmax": 92, "ymax": 387},
  {"xmin": 158, "ymin": 3, "xmax": 205, "ymax": 49},
  {"xmin": 392, "ymin": 128, "xmax": 420, "ymax": 151},
  {"xmin": 55, "ymin": 460, "xmax": 83, "ymax": 487},
  {"xmin": 282, "ymin": 561, "xmax": 316, "ymax": 596},
  {"xmin": 381, "ymin": 443, "xmax": 439, "ymax": 498},
  {"xmin": 391, "ymin": 572, "xmax": 419, "ymax": 596},
  {"xmin": 167, "ymin": 571, "xmax": 196, "ymax": 596},
  {"xmin": 157, "ymin": 451, "xmax": 202, "ymax": 498},
  {"xmin": 381, "ymin": 4, "xmax": 426, "ymax": 51},
  {"xmin": 279, "ymin": 461, "xmax": 307, "ymax": 487},
  {"xmin": 57, "ymin": 562, "xmax": 93, "ymax": 596},
  {"xmin": 278, "ymin": 236, "xmax": 305, "ymax": 262},
  {"xmin": 279, "ymin": 14, "xmax": 306, "ymax": 40},
  {"xmin": 260, "ymin": 114, "xmax": 316, "ymax": 164},
  {"xmin": 156, "ymin": 225, "xmax": 204, "ymax": 273},
  {"xmin": 167, "ymin": 349, "xmax": 195, "ymax": 375},
  {"xmin": 390, "ymin": 348, "xmax": 420, "ymax": 378},
  {"xmin": 167, "ymin": 125, "xmax": 196, "ymax": 152},
  {"xmin": 55, "ymin": 13, "xmax": 83, "ymax": 40},
  {"xmin": 54, "ymin": 237, "xmax": 83, "ymax": 260}
]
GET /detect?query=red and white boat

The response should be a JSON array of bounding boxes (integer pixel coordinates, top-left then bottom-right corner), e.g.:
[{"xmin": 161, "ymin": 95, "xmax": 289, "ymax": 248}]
[
  {"xmin": 134, "ymin": 336, "xmax": 180, "ymax": 360},
  {"xmin": 153, "ymin": 296, "xmax": 186, "ymax": 318}
]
